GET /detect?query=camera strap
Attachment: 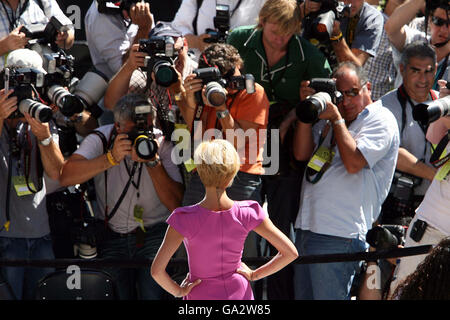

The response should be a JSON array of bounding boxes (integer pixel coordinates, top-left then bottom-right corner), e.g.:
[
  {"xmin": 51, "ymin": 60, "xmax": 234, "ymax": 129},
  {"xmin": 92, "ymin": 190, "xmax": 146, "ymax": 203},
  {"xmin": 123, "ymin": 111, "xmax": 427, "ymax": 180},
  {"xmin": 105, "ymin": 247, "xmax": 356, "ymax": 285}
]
[
  {"xmin": 91, "ymin": 129, "xmax": 139, "ymax": 225},
  {"xmin": 429, "ymin": 130, "xmax": 450, "ymax": 168},
  {"xmin": 396, "ymin": 85, "xmax": 437, "ymax": 159},
  {"xmin": 345, "ymin": 13, "xmax": 360, "ymax": 48},
  {"xmin": 23, "ymin": 125, "xmax": 44, "ymax": 194},
  {"xmin": 1, "ymin": 0, "xmax": 31, "ymax": 31},
  {"xmin": 305, "ymin": 122, "xmax": 336, "ymax": 184}
]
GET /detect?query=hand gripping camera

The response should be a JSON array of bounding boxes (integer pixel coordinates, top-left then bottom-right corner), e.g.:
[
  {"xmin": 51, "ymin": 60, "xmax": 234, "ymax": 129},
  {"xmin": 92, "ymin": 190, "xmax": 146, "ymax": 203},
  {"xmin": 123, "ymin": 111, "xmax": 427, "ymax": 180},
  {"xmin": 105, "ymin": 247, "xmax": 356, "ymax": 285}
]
[
  {"xmin": 139, "ymin": 36, "xmax": 179, "ymax": 88},
  {"xmin": 96, "ymin": 0, "xmax": 149, "ymax": 15},
  {"xmin": 296, "ymin": 78, "xmax": 343, "ymax": 123},
  {"xmin": 22, "ymin": 16, "xmax": 72, "ymax": 50},
  {"xmin": 366, "ymin": 225, "xmax": 406, "ymax": 250},
  {"xmin": 1, "ymin": 67, "xmax": 53, "ymax": 123},
  {"xmin": 204, "ymin": 4, "xmax": 230, "ymax": 44},
  {"xmin": 303, "ymin": 0, "xmax": 351, "ymax": 42},
  {"xmin": 193, "ymin": 67, "xmax": 255, "ymax": 107},
  {"xmin": 128, "ymin": 104, "xmax": 158, "ymax": 160}
]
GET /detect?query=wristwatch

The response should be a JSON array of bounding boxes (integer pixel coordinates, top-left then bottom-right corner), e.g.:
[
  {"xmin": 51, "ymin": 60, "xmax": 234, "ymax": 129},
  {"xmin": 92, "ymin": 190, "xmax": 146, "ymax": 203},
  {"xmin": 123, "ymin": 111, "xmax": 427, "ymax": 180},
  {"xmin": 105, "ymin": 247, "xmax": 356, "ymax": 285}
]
[
  {"xmin": 145, "ymin": 157, "xmax": 160, "ymax": 168},
  {"xmin": 39, "ymin": 136, "xmax": 53, "ymax": 146},
  {"xmin": 216, "ymin": 109, "xmax": 230, "ymax": 119}
]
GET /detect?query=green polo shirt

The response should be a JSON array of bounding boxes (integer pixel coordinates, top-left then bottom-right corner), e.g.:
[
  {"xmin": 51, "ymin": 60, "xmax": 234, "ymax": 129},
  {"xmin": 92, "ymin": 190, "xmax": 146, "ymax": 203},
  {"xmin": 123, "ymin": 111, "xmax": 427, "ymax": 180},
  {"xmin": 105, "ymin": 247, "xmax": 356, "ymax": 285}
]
[{"xmin": 228, "ymin": 25, "xmax": 332, "ymax": 106}]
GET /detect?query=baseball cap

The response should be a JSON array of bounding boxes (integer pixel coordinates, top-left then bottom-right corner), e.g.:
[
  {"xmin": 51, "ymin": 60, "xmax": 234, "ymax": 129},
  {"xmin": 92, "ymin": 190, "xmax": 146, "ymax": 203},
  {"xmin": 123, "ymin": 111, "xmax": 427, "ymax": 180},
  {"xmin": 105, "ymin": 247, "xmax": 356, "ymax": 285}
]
[
  {"xmin": 148, "ymin": 21, "xmax": 182, "ymax": 38},
  {"xmin": 6, "ymin": 49, "xmax": 47, "ymax": 74}
]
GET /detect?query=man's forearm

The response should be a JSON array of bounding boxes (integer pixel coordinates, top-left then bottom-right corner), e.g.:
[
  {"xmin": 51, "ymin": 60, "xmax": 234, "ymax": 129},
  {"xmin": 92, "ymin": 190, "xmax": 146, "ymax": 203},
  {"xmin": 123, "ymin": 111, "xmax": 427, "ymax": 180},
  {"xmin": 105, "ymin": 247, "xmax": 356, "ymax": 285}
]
[
  {"xmin": 396, "ymin": 147, "xmax": 436, "ymax": 181},
  {"xmin": 104, "ymin": 63, "xmax": 135, "ymax": 110},
  {"xmin": 385, "ymin": 0, "xmax": 424, "ymax": 51},
  {"xmin": 39, "ymin": 140, "xmax": 65, "ymax": 181},
  {"xmin": 60, "ymin": 155, "xmax": 114, "ymax": 186},
  {"xmin": 147, "ymin": 163, "xmax": 183, "ymax": 211},
  {"xmin": 331, "ymin": 39, "xmax": 365, "ymax": 67}
]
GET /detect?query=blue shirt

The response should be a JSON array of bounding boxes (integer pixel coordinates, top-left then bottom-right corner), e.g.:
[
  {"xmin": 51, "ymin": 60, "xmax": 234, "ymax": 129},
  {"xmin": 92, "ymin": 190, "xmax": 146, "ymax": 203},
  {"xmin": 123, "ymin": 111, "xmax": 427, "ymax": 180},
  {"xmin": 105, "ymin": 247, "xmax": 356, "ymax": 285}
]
[{"xmin": 295, "ymin": 103, "xmax": 400, "ymax": 241}]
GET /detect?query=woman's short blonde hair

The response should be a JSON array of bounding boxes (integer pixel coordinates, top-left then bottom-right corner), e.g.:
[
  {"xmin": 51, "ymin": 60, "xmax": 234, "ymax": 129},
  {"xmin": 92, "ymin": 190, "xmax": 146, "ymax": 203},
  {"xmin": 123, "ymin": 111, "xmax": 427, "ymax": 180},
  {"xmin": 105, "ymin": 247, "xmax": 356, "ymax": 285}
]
[
  {"xmin": 257, "ymin": 0, "xmax": 302, "ymax": 36},
  {"xmin": 194, "ymin": 139, "xmax": 240, "ymax": 188}
]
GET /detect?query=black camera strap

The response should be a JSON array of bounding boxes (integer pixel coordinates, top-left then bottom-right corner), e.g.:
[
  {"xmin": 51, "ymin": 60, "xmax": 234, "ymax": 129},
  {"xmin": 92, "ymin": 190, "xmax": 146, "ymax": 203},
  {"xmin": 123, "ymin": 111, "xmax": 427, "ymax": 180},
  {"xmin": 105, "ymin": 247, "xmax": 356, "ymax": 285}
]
[
  {"xmin": 305, "ymin": 122, "xmax": 335, "ymax": 184},
  {"xmin": 23, "ymin": 125, "xmax": 44, "ymax": 194},
  {"xmin": 92, "ymin": 128, "xmax": 140, "ymax": 225},
  {"xmin": 429, "ymin": 129, "xmax": 450, "ymax": 168},
  {"xmin": 396, "ymin": 85, "xmax": 437, "ymax": 159},
  {"xmin": 1, "ymin": 0, "xmax": 32, "ymax": 31}
]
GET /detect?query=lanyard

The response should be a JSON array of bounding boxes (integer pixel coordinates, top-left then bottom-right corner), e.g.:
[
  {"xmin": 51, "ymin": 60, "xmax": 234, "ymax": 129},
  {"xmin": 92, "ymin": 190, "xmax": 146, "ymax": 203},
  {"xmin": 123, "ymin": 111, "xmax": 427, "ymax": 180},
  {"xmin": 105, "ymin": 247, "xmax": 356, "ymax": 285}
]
[{"xmin": 1, "ymin": 0, "xmax": 30, "ymax": 31}]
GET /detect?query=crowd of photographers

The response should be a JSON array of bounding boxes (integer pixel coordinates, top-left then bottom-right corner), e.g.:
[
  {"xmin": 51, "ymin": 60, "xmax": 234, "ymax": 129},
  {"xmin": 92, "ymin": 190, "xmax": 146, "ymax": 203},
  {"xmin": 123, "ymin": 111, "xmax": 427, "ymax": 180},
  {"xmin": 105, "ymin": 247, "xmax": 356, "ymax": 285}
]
[{"xmin": 0, "ymin": 0, "xmax": 449, "ymax": 300}]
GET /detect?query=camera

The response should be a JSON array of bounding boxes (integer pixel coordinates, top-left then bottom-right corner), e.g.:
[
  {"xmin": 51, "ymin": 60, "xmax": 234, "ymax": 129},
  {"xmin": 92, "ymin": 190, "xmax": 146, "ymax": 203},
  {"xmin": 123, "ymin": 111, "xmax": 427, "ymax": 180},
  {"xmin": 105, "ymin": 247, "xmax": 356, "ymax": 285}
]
[
  {"xmin": 127, "ymin": 104, "xmax": 158, "ymax": 160},
  {"xmin": 1, "ymin": 67, "xmax": 52, "ymax": 122},
  {"xmin": 46, "ymin": 69, "xmax": 108, "ymax": 118},
  {"xmin": 96, "ymin": 0, "xmax": 149, "ymax": 15},
  {"xmin": 42, "ymin": 50, "xmax": 75, "ymax": 88},
  {"xmin": 296, "ymin": 78, "xmax": 343, "ymax": 123},
  {"xmin": 72, "ymin": 216, "xmax": 99, "ymax": 259},
  {"xmin": 366, "ymin": 225, "xmax": 406, "ymax": 250},
  {"xmin": 303, "ymin": 0, "xmax": 351, "ymax": 42},
  {"xmin": 22, "ymin": 16, "xmax": 71, "ymax": 50},
  {"xmin": 204, "ymin": 4, "xmax": 230, "ymax": 44},
  {"xmin": 390, "ymin": 171, "xmax": 421, "ymax": 203},
  {"xmin": 193, "ymin": 67, "xmax": 256, "ymax": 107},
  {"xmin": 412, "ymin": 95, "xmax": 450, "ymax": 126},
  {"xmin": 139, "ymin": 36, "xmax": 178, "ymax": 87}
]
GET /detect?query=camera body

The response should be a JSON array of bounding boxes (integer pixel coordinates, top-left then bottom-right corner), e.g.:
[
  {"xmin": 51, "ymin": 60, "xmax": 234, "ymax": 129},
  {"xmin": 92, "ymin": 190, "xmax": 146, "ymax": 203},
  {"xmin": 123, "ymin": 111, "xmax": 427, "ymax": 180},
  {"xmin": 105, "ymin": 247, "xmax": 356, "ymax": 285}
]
[
  {"xmin": 43, "ymin": 51, "xmax": 75, "ymax": 89},
  {"xmin": 22, "ymin": 16, "xmax": 71, "ymax": 49},
  {"xmin": 366, "ymin": 225, "xmax": 406, "ymax": 250},
  {"xmin": 303, "ymin": 0, "xmax": 351, "ymax": 42},
  {"xmin": 127, "ymin": 104, "xmax": 158, "ymax": 160},
  {"xmin": 193, "ymin": 67, "xmax": 256, "ymax": 107},
  {"xmin": 413, "ymin": 95, "xmax": 450, "ymax": 126},
  {"xmin": 204, "ymin": 4, "xmax": 230, "ymax": 44},
  {"xmin": 1, "ymin": 67, "xmax": 53, "ymax": 122},
  {"xmin": 296, "ymin": 78, "xmax": 343, "ymax": 123},
  {"xmin": 139, "ymin": 36, "xmax": 178, "ymax": 87},
  {"xmin": 96, "ymin": 0, "xmax": 149, "ymax": 15}
]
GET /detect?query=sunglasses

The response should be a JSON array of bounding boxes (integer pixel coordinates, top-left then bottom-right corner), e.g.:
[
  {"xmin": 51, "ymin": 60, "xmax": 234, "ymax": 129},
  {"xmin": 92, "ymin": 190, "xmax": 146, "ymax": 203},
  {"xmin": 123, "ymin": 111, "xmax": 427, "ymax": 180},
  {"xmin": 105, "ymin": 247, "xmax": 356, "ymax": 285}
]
[
  {"xmin": 431, "ymin": 16, "xmax": 449, "ymax": 27},
  {"xmin": 340, "ymin": 83, "xmax": 366, "ymax": 97}
]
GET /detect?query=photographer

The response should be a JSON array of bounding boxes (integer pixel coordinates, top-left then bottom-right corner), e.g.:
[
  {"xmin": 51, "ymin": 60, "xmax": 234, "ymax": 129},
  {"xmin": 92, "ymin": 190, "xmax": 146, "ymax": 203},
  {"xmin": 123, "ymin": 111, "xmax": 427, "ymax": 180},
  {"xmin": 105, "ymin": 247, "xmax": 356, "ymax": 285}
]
[
  {"xmin": 0, "ymin": 49, "xmax": 65, "ymax": 300},
  {"xmin": 104, "ymin": 21, "xmax": 198, "ymax": 135},
  {"xmin": 0, "ymin": 0, "xmax": 74, "ymax": 70},
  {"xmin": 300, "ymin": 0, "xmax": 384, "ymax": 68},
  {"xmin": 227, "ymin": 0, "xmax": 331, "ymax": 299},
  {"xmin": 59, "ymin": 93, "xmax": 184, "ymax": 300},
  {"xmin": 292, "ymin": 61, "xmax": 399, "ymax": 300},
  {"xmin": 171, "ymin": 0, "xmax": 267, "ymax": 59},
  {"xmin": 385, "ymin": 0, "xmax": 450, "ymax": 90},
  {"xmin": 377, "ymin": 41, "xmax": 438, "ymax": 227},
  {"xmin": 387, "ymin": 80, "xmax": 450, "ymax": 298},
  {"xmin": 85, "ymin": 0, "xmax": 155, "ymax": 80}
]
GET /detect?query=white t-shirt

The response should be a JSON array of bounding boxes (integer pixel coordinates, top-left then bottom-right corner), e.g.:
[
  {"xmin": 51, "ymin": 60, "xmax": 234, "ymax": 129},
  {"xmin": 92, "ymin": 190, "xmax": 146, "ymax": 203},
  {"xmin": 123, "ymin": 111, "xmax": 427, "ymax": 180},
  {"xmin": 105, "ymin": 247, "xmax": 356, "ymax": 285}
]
[
  {"xmin": 415, "ymin": 142, "xmax": 450, "ymax": 235},
  {"xmin": 74, "ymin": 124, "xmax": 182, "ymax": 233}
]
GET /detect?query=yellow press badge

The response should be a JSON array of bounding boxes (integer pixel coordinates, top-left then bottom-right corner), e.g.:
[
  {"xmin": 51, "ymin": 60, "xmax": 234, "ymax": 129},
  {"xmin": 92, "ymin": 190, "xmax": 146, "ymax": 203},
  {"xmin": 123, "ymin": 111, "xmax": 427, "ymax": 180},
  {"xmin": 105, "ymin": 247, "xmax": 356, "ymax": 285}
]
[
  {"xmin": 13, "ymin": 176, "xmax": 35, "ymax": 196},
  {"xmin": 435, "ymin": 161, "xmax": 450, "ymax": 181},
  {"xmin": 307, "ymin": 146, "xmax": 334, "ymax": 172},
  {"xmin": 133, "ymin": 205, "xmax": 146, "ymax": 232}
]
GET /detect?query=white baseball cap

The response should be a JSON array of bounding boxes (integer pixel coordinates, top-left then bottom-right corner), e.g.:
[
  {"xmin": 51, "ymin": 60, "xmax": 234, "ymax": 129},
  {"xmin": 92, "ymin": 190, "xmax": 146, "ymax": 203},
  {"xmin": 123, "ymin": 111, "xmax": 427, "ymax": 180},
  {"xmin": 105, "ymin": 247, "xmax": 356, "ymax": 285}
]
[{"xmin": 6, "ymin": 48, "xmax": 47, "ymax": 74}]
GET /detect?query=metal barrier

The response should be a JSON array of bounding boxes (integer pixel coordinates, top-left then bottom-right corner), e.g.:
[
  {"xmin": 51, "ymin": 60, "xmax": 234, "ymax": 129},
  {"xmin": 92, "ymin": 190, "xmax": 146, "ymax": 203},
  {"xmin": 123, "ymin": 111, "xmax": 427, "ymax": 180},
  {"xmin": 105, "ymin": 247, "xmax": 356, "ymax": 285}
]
[{"xmin": 0, "ymin": 245, "xmax": 432, "ymax": 268}]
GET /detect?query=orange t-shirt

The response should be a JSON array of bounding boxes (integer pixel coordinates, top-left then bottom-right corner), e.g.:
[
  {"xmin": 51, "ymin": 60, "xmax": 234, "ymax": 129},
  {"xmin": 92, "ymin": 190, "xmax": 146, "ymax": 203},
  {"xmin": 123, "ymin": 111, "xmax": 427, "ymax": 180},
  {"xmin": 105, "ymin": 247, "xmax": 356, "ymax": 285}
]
[{"xmin": 201, "ymin": 83, "xmax": 269, "ymax": 175}]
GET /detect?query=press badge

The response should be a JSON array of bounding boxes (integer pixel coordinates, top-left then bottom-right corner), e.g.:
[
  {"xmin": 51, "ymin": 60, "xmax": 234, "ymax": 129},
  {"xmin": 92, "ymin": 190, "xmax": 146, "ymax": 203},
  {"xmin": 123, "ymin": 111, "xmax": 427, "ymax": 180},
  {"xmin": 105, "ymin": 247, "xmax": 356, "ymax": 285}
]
[
  {"xmin": 13, "ymin": 176, "xmax": 35, "ymax": 196},
  {"xmin": 307, "ymin": 146, "xmax": 334, "ymax": 172},
  {"xmin": 435, "ymin": 161, "xmax": 450, "ymax": 181},
  {"xmin": 133, "ymin": 205, "xmax": 146, "ymax": 232}
]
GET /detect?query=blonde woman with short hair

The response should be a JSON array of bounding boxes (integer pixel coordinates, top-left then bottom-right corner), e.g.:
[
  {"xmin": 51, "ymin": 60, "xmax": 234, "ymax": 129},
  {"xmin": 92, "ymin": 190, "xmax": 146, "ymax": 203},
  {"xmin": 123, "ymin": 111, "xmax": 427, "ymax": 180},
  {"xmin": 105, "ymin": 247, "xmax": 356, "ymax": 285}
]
[{"xmin": 151, "ymin": 139, "xmax": 298, "ymax": 300}]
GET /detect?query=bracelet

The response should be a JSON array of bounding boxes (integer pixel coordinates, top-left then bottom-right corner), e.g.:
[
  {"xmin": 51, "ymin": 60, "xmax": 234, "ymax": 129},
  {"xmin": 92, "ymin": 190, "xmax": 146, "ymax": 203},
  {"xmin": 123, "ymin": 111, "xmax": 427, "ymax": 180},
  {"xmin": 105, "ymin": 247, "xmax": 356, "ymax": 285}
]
[
  {"xmin": 333, "ymin": 118, "xmax": 345, "ymax": 126},
  {"xmin": 106, "ymin": 150, "xmax": 119, "ymax": 166},
  {"xmin": 330, "ymin": 32, "xmax": 343, "ymax": 42}
]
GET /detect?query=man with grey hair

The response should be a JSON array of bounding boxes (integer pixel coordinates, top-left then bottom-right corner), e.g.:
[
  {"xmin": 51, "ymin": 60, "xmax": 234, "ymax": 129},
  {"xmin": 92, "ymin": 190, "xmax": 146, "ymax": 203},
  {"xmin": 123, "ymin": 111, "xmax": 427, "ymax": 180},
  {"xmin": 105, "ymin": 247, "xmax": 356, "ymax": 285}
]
[
  {"xmin": 60, "ymin": 93, "xmax": 184, "ymax": 300},
  {"xmin": 293, "ymin": 61, "xmax": 399, "ymax": 299},
  {"xmin": 377, "ymin": 41, "xmax": 439, "ymax": 227}
]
